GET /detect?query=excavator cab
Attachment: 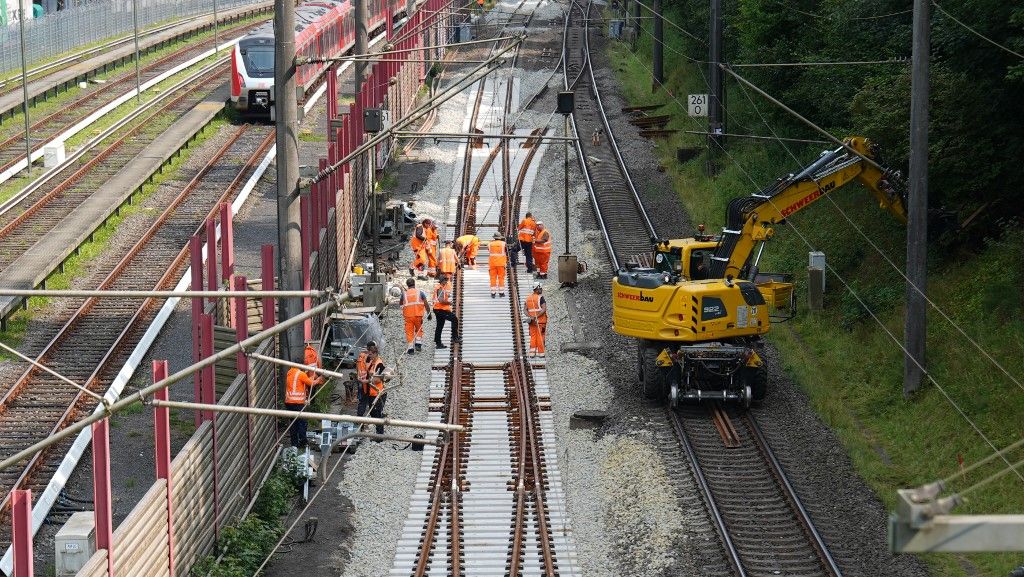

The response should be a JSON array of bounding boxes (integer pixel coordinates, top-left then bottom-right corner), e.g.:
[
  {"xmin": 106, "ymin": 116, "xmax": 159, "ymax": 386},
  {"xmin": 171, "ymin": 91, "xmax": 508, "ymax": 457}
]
[{"xmin": 653, "ymin": 238, "xmax": 718, "ymax": 281}]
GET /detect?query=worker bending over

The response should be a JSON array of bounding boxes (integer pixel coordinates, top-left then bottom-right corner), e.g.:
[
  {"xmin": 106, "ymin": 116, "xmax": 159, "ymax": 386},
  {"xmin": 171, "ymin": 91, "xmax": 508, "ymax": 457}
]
[
  {"xmin": 488, "ymin": 232, "xmax": 508, "ymax": 298},
  {"xmin": 409, "ymin": 219, "xmax": 430, "ymax": 279},
  {"xmin": 425, "ymin": 220, "xmax": 439, "ymax": 276},
  {"xmin": 401, "ymin": 277, "xmax": 433, "ymax": 354},
  {"xmin": 455, "ymin": 234, "xmax": 480, "ymax": 268},
  {"xmin": 532, "ymin": 221, "xmax": 552, "ymax": 279},
  {"xmin": 285, "ymin": 365, "xmax": 318, "ymax": 447},
  {"xmin": 356, "ymin": 341, "xmax": 387, "ymax": 435},
  {"xmin": 524, "ymin": 282, "xmax": 548, "ymax": 357},
  {"xmin": 439, "ymin": 240, "xmax": 459, "ymax": 277},
  {"xmin": 516, "ymin": 211, "xmax": 537, "ymax": 272},
  {"xmin": 304, "ymin": 341, "xmax": 321, "ymax": 369},
  {"xmin": 433, "ymin": 274, "xmax": 460, "ymax": 348}
]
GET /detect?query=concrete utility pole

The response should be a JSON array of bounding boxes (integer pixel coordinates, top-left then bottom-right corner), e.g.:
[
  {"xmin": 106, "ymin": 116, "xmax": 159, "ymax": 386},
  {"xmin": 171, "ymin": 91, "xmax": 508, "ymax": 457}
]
[
  {"xmin": 355, "ymin": 0, "xmax": 368, "ymax": 94},
  {"xmin": 18, "ymin": 7, "xmax": 30, "ymax": 176},
  {"xmin": 903, "ymin": 0, "xmax": 929, "ymax": 397},
  {"xmin": 274, "ymin": 0, "xmax": 303, "ymax": 363},
  {"xmin": 652, "ymin": 0, "xmax": 663, "ymax": 89},
  {"xmin": 708, "ymin": 0, "xmax": 724, "ymax": 146}
]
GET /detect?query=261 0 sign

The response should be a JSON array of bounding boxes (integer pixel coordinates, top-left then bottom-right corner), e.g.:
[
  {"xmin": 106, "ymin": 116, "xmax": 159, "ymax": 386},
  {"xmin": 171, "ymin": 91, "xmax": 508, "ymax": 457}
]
[{"xmin": 688, "ymin": 94, "xmax": 708, "ymax": 117}]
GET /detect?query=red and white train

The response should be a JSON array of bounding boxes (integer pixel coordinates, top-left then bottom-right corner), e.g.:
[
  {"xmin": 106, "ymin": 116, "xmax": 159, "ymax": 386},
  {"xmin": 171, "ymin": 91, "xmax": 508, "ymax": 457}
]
[{"xmin": 230, "ymin": 0, "xmax": 402, "ymax": 118}]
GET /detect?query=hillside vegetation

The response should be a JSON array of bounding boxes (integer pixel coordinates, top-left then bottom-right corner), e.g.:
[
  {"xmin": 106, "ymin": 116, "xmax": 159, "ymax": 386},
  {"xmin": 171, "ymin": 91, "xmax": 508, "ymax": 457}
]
[{"xmin": 606, "ymin": 2, "xmax": 1024, "ymax": 575}]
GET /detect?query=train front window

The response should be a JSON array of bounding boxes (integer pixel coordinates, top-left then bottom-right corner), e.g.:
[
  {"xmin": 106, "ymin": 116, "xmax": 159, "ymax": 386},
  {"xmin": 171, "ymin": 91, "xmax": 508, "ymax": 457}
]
[{"xmin": 241, "ymin": 46, "xmax": 274, "ymax": 78}]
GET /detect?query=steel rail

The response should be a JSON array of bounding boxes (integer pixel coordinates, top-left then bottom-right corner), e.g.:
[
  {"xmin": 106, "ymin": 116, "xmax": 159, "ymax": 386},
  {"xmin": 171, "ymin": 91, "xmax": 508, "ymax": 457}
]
[
  {"xmin": 0, "ymin": 19, "xmax": 262, "ymax": 176},
  {"xmin": 0, "ymin": 57, "xmax": 227, "ymax": 222},
  {"xmin": 0, "ymin": 127, "xmax": 274, "ymax": 520},
  {"xmin": 744, "ymin": 412, "xmax": 843, "ymax": 576}
]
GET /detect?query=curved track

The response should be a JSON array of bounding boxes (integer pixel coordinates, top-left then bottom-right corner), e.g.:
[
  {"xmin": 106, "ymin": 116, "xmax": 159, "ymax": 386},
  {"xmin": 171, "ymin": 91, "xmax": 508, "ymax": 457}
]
[
  {"xmin": 0, "ymin": 125, "xmax": 274, "ymax": 543},
  {"xmin": 569, "ymin": 3, "xmax": 843, "ymax": 575}
]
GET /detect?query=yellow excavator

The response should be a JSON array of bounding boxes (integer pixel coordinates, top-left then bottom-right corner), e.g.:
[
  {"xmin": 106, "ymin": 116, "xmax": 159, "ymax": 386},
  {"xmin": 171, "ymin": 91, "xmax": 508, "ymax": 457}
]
[{"xmin": 612, "ymin": 137, "xmax": 907, "ymax": 407}]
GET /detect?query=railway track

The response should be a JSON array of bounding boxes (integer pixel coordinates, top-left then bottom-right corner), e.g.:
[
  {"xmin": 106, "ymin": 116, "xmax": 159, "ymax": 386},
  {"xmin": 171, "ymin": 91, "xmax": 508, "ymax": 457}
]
[
  {"xmin": 0, "ymin": 60, "xmax": 230, "ymax": 272},
  {"xmin": 568, "ymin": 2, "xmax": 845, "ymax": 575},
  {"xmin": 0, "ymin": 124, "xmax": 274, "ymax": 543},
  {"xmin": 0, "ymin": 18, "xmax": 265, "ymax": 177},
  {"xmin": 564, "ymin": 0, "xmax": 656, "ymax": 270},
  {"xmin": 392, "ymin": 7, "xmax": 578, "ymax": 572}
]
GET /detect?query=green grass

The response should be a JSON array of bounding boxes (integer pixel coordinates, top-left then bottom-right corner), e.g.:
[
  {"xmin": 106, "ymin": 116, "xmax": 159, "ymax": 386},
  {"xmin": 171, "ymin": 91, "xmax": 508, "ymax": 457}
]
[
  {"xmin": 0, "ymin": 116, "xmax": 228, "ymax": 357},
  {"xmin": 298, "ymin": 130, "xmax": 327, "ymax": 143},
  {"xmin": 608, "ymin": 14, "xmax": 1024, "ymax": 577}
]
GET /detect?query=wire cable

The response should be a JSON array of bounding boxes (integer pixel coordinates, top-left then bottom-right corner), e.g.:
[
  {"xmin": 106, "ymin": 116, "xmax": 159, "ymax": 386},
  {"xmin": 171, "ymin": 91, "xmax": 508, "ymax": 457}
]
[{"xmin": 933, "ymin": 1, "xmax": 1024, "ymax": 60}]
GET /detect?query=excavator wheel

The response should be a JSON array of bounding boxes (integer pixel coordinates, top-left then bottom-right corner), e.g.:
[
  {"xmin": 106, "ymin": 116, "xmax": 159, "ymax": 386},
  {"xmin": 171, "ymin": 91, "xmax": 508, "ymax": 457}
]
[
  {"xmin": 746, "ymin": 362, "xmax": 768, "ymax": 405},
  {"xmin": 640, "ymin": 344, "xmax": 670, "ymax": 401}
]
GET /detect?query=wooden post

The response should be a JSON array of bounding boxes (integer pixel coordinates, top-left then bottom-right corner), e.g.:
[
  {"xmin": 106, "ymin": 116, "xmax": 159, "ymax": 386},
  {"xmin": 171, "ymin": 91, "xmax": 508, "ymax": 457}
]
[
  {"xmin": 152, "ymin": 361, "xmax": 174, "ymax": 577},
  {"xmin": 11, "ymin": 490, "xmax": 33, "ymax": 577},
  {"xmin": 92, "ymin": 419, "xmax": 114, "ymax": 577},
  {"xmin": 808, "ymin": 268, "xmax": 824, "ymax": 312}
]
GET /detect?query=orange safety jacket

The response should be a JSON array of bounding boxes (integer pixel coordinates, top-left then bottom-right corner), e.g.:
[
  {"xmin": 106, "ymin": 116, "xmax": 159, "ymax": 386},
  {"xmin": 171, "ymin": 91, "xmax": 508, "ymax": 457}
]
[
  {"xmin": 488, "ymin": 240, "xmax": 507, "ymax": 267},
  {"xmin": 433, "ymin": 283, "xmax": 453, "ymax": 311},
  {"xmin": 401, "ymin": 288, "xmax": 427, "ymax": 318},
  {"xmin": 285, "ymin": 367, "xmax": 314, "ymax": 405},
  {"xmin": 525, "ymin": 293, "xmax": 548, "ymax": 324},
  {"xmin": 411, "ymin": 224, "xmax": 426, "ymax": 251},
  {"xmin": 533, "ymin": 229, "xmax": 552, "ymax": 253},
  {"xmin": 439, "ymin": 247, "xmax": 458, "ymax": 273},
  {"xmin": 358, "ymin": 356, "xmax": 385, "ymax": 396},
  {"xmin": 425, "ymin": 226, "xmax": 439, "ymax": 251},
  {"xmin": 517, "ymin": 217, "xmax": 536, "ymax": 242}
]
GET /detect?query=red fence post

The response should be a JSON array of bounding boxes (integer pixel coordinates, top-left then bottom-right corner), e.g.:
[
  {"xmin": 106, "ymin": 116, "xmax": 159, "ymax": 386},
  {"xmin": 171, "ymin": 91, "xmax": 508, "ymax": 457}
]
[
  {"xmin": 232, "ymin": 275, "xmax": 254, "ymax": 501},
  {"xmin": 261, "ymin": 245, "xmax": 275, "ymax": 332},
  {"xmin": 92, "ymin": 419, "xmax": 114, "ymax": 577},
  {"xmin": 319, "ymin": 158, "xmax": 330, "ymax": 227},
  {"xmin": 205, "ymin": 216, "xmax": 218, "ymax": 300},
  {"xmin": 300, "ymin": 193, "xmax": 312, "ymax": 342},
  {"xmin": 152, "ymin": 361, "xmax": 174, "ymax": 577},
  {"xmin": 11, "ymin": 490, "xmax": 33, "ymax": 577},
  {"xmin": 190, "ymin": 235, "xmax": 203, "ymax": 428},
  {"xmin": 327, "ymin": 64, "xmax": 338, "ymax": 123},
  {"xmin": 220, "ymin": 203, "xmax": 234, "ymax": 284},
  {"xmin": 310, "ymin": 179, "xmax": 321, "ymax": 253}
]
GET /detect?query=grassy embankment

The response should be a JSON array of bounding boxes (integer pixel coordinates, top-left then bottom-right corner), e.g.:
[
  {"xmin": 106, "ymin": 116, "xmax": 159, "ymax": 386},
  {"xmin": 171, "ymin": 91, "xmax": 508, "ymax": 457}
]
[{"xmin": 607, "ymin": 10, "xmax": 1024, "ymax": 577}]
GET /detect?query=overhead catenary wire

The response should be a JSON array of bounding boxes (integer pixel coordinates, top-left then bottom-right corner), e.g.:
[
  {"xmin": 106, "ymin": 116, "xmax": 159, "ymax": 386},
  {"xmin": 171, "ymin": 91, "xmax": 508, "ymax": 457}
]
[
  {"xmin": 932, "ymin": 1, "xmax": 1024, "ymax": 60},
  {"xmin": 621, "ymin": 27, "xmax": 1024, "ymax": 487}
]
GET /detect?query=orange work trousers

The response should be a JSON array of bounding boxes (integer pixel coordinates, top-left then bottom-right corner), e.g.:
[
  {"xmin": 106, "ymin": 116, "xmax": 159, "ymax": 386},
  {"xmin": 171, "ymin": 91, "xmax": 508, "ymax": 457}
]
[
  {"xmin": 412, "ymin": 248, "xmax": 427, "ymax": 273},
  {"xmin": 489, "ymin": 265, "xmax": 506, "ymax": 293},
  {"xmin": 404, "ymin": 316, "xmax": 424, "ymax": 348},
  {"xmin": 533, "ymin": 249, "xmax": 551, "ymax": 275},
  {"xmin": 529, "ymin": 320, "xmax": 547, "ymax": 354}
]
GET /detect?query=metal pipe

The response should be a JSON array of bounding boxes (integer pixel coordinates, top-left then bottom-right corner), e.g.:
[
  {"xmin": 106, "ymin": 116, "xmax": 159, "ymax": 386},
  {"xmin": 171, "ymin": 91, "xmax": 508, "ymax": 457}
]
[
  {"xmin": 18, "ymin": 7, "xmax": 30, "ymax": 177},
  {"xmin": 249, "ymin": 352, "xmax": 350, "ymax": 381},
  {"xmin": 0, "ymin": 289, "xmax": 325, "ymax": 298},
  {"xmin": 151, "ymin": 400, "xmax": 463, "ymax": 432},
  {"xmin": 0, "ymin": 298, "xmax": 337, "ymax": 474},
  {"xmin": 0, "ymin": 340, "xmax": 105, "ymax": 402},
  {"xmin": 392, "ymin": 130, "xmax": 579, "ymax": 141}
]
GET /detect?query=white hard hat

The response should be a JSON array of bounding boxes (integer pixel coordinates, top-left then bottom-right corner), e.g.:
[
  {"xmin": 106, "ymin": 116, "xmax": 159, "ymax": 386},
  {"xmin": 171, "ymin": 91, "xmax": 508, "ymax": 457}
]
[{"xmin": 533, "ymin": 282, "xmax": 543, "ymax": 291}]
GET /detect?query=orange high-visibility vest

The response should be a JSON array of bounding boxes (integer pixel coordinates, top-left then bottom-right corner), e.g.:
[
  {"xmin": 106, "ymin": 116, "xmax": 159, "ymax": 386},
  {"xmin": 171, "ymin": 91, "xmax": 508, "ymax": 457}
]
[
  {"xmin": 433, "ymin": 283, "xmax": 453, "ymax": 311},
  {"xmin": 439, "ymin": 247, "xmax": 458, "ymax": 273},
  {"xmin": 518, "ymin": 217, "xmax": 536, "ymax": 242},
  {"xmin": 526, "ymin": 293, "xmax": 547, "ymax": 323},
  {"xmin": 411, "ymin": 224, "xmax": 426, "ymax": 251},
  {"xmin": 285, "ymin": 367, "xmax": 313, "ymax": 405},
  {"xmin": 360, "ymin": 357, "xmax": 385, "ymax": 396},
  {"xmin": 456, "ymin": 235, "xmax": 479, "ymax": 250},
  {"xmin": 402, "ymin": 288, "xmax": 427, "ymax": 318},
  {"xmin": 533, "ymin": 229, "xmax": 552, "ymax": 253},
  {"xmin": 425, "ymin": 226, "xmax": 439, "ymax": 251},
  {"xmin": 488, "ymin": 240, "xmax": 507, "ymax": 267}
]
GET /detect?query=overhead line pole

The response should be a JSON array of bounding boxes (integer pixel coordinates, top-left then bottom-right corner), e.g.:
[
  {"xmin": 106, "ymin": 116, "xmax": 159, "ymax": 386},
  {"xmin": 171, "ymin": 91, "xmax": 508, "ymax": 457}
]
[
  {"xmin": 275, "ymin": 0, "xmax": 303, "ymax": 364},
  {"xmin": 652, "ymin": 0, "xmax": 663, "ymax": 89},
  {"xmin": 18, "ymin": 7, "xmax": 30, "ymax": 176},
  {"xmin": 903, "ymin": 0, "xmax": 929, "ymax": 397},
  {"xmin": 708, "ymin": 0, "xmax": 724, "ymax": 170}
]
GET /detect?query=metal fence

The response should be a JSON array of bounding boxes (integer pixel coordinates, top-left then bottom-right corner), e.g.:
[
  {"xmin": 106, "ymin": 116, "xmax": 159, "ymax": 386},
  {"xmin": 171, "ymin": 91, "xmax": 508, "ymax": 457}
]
[{"xmin": 0, "ymin": 0, "xmax": 263, "ymax": 76}]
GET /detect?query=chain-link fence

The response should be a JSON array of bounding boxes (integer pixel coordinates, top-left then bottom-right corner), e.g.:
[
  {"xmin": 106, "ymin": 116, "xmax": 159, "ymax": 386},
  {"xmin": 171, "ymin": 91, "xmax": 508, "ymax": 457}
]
[{"xmin": 1, "ymin": 0, "xmax": 264, "ymax": 76}]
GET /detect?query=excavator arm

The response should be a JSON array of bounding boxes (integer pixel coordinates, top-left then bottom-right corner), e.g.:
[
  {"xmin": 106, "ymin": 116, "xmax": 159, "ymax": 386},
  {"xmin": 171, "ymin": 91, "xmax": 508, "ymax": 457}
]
[{"xmin": 708, "ymin": 137, "xmax": 907, "ymax": 280}]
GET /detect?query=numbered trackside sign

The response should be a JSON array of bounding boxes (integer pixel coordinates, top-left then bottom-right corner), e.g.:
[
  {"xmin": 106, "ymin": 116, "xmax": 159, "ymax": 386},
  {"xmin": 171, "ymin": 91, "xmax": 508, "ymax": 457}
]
[{"xmin": 688, "ymin": 94, "xmax": 708, "ymax": 117}]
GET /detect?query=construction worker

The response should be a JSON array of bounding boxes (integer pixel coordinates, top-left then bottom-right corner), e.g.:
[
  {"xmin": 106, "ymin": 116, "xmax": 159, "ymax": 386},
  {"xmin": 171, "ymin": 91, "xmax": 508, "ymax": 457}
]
[
  {"xmin": 425, "ymin": 219, "xmax": 440, "ymax": 276},
  {"xmin": 410, "ymin": 219, "xmax": 429, "ymax": 278},
  {"xmin": 532, "ymin": 221, "xmax": 552, "ymax": 279},
  {"xmin": 455, "ymin": 234, "xmax": 480, "ymax": 268},
  {"xmin": 353, "ymin": 340, "xmax": 380, "ymax": 406},
  {"xmin": 439, "ymin": 239, "xmax": 459, "ymax": 277},
  {"xmin": 524, "ymin": 282, "xmax": 548, "ymax": 357},
  {"xmin": 355, "ymin": 342, "xmax": 387, "ymax": 435},
  {"xmin": 285, "ymin": 365, "xmax": 316, "ymax": 447},
  {"xmin": 488, "ymin": 232, "xmax": 508, "ymax": 298},
  {"xmin": 433, "ymin": 274, "xmax": 460, "ymax": 348},
  {"xmin": 517, "ymin": 211, "xmax": 537, "ymax": 272},
  {"xmin": 400, "ymin": 277, "xmax": 432, "ymax": 354}
]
